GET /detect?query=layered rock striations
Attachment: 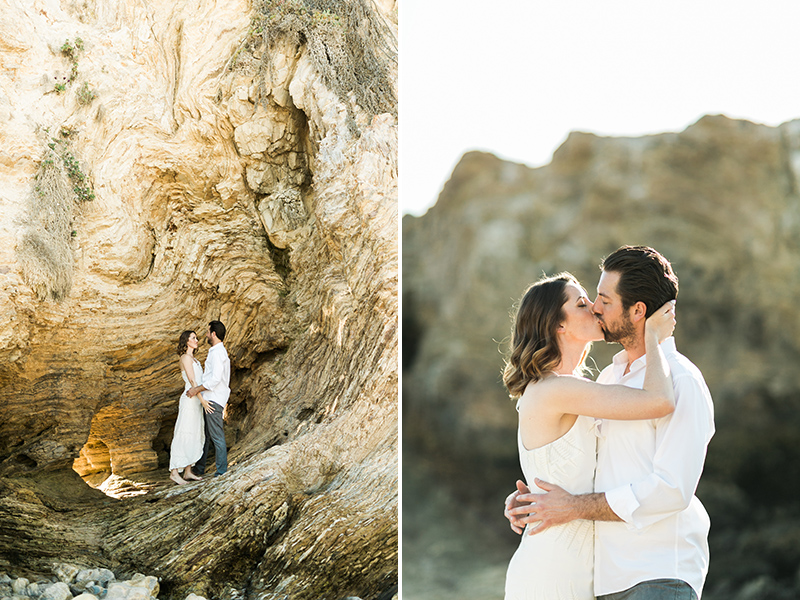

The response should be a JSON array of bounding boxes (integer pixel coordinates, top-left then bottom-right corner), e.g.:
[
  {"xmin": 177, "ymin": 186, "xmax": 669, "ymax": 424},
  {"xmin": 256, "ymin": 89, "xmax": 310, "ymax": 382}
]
[
  {"xmin": 403, "ymin": 115, "xmax": 800, "ymax": 598},
  {"xmin": 0, "ymin": 0, "xmax": 397, "ymax": 598}
]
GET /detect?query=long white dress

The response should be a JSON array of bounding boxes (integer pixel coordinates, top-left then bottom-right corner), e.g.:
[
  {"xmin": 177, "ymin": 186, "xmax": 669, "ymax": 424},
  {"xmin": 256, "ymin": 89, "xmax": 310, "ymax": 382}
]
[
  {"xmin": 168, "ymin": 359, "xmax": 206, "ymax": 471},
  {"xmin": 504, "ymin": 414, "xmax": 598, "ymax": 600}
]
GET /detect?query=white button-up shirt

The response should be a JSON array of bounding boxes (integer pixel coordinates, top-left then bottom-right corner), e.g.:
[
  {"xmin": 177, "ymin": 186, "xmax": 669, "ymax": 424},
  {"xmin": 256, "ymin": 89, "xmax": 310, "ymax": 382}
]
[
  {"xmin": 594, "ymin": 337, "xmax": 715, "ymax": 598},
  {"xmin": 202, "ymin": 342, "xmax": 230, "ymax": 408}
]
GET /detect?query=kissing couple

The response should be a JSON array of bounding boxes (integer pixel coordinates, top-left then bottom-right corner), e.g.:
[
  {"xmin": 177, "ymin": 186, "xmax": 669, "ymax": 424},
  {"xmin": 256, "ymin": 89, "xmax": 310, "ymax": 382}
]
[{"xmin": 502, "ymin": 246, "xmax": 714, "ymax": 600}]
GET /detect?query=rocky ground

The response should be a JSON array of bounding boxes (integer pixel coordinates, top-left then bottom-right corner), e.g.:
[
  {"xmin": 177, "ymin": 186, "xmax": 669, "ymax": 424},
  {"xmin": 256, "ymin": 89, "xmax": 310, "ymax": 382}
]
[
  {"xmin": 1, "ymin": 563, "xmax": 395, "ymax": 600},
  {"xmin": 1, "ymin": 568, "xmax": 162, "ymax": 600}
]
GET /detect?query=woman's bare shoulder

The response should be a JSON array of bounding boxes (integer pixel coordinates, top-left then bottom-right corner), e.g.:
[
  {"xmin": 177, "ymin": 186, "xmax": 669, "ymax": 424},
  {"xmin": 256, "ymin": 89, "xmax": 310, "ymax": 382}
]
[
  {"xmin": 518, "ymin": 376, "xmax": 562, "ymax": 411},
  {"xmin": 519, "ymin": 374, "xmax": 595, "ymax": 408},
  {"xmin": 529, "ymin": 373, "xmax": 589, "ymax": 391}
]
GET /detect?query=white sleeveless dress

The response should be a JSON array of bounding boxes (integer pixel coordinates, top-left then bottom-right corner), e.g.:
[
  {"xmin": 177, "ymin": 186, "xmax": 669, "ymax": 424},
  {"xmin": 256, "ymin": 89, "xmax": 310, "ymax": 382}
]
[
  {"xmin": 168, "ymin": 359, "xmax": 206, "ymax": 471},
  {"xmin": 504, "ymin": 414, "xmax": 598, "ymax": 600}
]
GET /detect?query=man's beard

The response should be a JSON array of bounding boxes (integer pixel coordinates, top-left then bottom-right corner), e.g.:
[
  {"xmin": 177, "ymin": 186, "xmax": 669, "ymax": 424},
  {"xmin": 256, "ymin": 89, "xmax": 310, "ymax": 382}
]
[{"xmin": 601, "ymin": 313, "xmax": 636, "ymax": 345}]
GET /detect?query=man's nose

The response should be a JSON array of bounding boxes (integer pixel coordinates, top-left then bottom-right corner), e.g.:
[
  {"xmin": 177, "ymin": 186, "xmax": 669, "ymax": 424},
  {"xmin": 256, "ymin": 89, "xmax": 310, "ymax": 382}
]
[{"xmin": 591, "ymin": 299, "xmax": 602, "ymax": 315}]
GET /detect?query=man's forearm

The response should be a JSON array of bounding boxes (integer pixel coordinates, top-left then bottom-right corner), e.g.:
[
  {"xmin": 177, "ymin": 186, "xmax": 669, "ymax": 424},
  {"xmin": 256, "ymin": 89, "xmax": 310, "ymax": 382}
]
[
  {"xmin": 573, "ymin": 492, "xmax": 622, "ymax": 522},
  {"xmin": 508, "ymin": 480, "xmax": 624, "ymax": 534}
]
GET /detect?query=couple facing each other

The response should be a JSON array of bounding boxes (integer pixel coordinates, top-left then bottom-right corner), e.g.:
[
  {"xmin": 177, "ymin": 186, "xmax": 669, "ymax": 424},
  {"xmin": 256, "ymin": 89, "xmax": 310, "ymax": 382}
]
[
  {"xmin": 169, "ymin": 320, "xmax": 231, "ymax": 485},
  {"xmin": 502, "ymin": 246, "xmax": 715, "ymax": 600}
]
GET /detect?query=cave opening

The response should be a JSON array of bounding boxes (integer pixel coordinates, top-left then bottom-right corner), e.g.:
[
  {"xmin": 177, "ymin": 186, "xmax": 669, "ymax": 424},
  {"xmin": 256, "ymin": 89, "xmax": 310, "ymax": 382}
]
[
  {"xmin": 72, "ymin": 436, "xmax": 112, "ymax": 489},
  {"xmin": 70, "ymin": 412, "xmax": 184, "ymax": 499},
  {"xmin": 153, "ymin": 413, "xmax": 177, "ymax": 470},
  {"xmin": 265, "ymin": 234, "xmax": 291, "ymax": 281},
  {"xmin": 13, "ymin": 453, "xmax": 38, "ymax": 469}
]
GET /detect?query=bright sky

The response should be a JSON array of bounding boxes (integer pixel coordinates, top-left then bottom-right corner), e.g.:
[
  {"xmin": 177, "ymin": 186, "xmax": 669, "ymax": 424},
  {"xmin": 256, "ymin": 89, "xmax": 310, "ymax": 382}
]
[{"xmin": 399, "ymin": 0, "xmax": 800, "ymax": 216}]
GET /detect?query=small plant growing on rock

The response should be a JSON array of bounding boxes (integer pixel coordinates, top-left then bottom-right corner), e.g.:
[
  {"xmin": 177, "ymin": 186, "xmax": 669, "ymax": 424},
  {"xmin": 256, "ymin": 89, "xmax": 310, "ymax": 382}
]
[
  {"xmin": 60, "ymin": 38, "xmax": 82, "ymax": 81},
  {"xmin": 76, "ymin": 82, "xmax": 97, "ymax": 105},
  {"xmin": 60, "ymin": 40, "xmax": 75, "ymax": 59},
  {"xmin": 42, "ymin": 133, "xmax": 96, "ymax": 204},
  {"xmin": 310, "ymin": 9, "xmax": 340, "ymax": 26},
  {"xmin": 54, "ymin": 37, "xmax": 96, "ymax": 99},
  {"xmin": 60, "ymin": 37, "xmax": 84, "ymax": 59},
  {"xmin": 62, "ymin": 150, "xmax": 95, "ymax": 202}
]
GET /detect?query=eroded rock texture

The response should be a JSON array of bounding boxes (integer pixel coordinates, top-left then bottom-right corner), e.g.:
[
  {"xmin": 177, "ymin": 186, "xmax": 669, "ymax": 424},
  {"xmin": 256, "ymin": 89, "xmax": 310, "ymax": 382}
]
[
  {"xmin": 0, "ymin": 0, "xmax": 397, "ymax": 598},
  {"xmin": 403, "ymin": 116, "xmax": 800, "ymax": 598}
]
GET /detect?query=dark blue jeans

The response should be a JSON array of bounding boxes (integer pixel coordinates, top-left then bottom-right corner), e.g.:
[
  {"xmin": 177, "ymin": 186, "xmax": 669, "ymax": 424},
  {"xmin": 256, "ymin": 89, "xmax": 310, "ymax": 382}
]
[
  {"xmin": 597, "ymin": 579, "xmax": 697, "ymax": 600},
  {"xmin": 193, "ymin": 401, "xmax": 227, "ymax": 476}
]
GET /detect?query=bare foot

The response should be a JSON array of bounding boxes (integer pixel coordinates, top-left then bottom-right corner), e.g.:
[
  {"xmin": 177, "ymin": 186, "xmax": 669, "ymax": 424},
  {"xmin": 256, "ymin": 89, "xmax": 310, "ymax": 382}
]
[
  {"xmin": 170, "ymin": 471, "xmax": 187, "ymax": 485},
  {"xmin": 183, "ymin": 470, "xmax": 202, "ymax": 481}
]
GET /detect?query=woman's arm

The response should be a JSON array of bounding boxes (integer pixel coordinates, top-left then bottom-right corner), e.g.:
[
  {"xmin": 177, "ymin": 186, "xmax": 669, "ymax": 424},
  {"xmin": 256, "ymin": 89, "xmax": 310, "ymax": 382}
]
[
  {"xmin": 180, "ymin": 355, "xmax": 213, "ymax": 413},
  {"xmin": 539, "ymin": 301, "xmax": 677, "ymax": 420}
]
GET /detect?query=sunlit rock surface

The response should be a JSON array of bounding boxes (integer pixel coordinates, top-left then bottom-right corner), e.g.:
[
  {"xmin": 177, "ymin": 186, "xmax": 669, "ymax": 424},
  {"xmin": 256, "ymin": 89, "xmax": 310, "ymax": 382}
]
[{"xmin": 0, "ymin": 0, "xmax": 397, "ymax": 598}]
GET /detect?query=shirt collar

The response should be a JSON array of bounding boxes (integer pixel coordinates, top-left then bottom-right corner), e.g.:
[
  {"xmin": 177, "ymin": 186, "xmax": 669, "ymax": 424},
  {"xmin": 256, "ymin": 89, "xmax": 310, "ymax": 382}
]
[
  {"xmin": 208, "ymin": 342, "xmax": 225, "ymax": 352},
  {"xmin": 610, "ymin": 336, "xmax": 676, "ymax": 380}
]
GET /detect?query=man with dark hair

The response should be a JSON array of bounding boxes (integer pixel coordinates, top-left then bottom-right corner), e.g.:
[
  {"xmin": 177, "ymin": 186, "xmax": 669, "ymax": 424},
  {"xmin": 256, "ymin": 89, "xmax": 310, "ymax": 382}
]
[
  {"xmin": 601, "ymin": 245, "xmax": 679, "ymax": 319},
  {"xmin": 505, "ymin": 246, "xmax": 715, "ymax": 600},
  {"xmin": 189, "ymin": 320, "xmax": 230, "ymax": 477}
]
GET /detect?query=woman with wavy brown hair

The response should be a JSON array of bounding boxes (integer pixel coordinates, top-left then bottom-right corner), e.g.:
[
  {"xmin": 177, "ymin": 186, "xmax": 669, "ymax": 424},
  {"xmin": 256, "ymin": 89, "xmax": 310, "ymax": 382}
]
[
  {"xmin": 169, "ymin": 330, "xmax": 212, "ymax": 485},
  {"xmin": 502, "ymin": 272, "xmax": 676, "ymax": 600}
]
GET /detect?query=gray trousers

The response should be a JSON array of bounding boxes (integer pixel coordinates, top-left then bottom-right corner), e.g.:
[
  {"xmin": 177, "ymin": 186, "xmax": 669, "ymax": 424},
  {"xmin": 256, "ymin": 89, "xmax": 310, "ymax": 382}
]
[
  {"xmin": 597, "ymin": 579, "xmax": 697, "ymax": 600},
  {"xmin": 194, "ymin": 401, "xmax": 227, "ymax": 476}
]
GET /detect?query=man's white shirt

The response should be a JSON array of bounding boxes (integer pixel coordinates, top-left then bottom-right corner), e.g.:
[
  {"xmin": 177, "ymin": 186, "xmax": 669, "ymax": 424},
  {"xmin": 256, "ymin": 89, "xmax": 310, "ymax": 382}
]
[
  {"xmin": 594, "ymin": 337, "xmax": 715, "ymax": 598},
  {"xmin": 201, "ymin": 342, "xmax": 230, "ymax": 407}
]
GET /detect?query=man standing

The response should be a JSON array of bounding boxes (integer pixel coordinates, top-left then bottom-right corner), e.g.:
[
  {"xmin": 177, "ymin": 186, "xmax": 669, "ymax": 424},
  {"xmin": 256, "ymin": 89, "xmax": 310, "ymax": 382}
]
[
  {"xmin": 506, "ymin": 246, "xmax": 715, "ymax": 599},
  {"xmin": 188, "ymin": 320, "xmax": 231, "ymax": 477}
]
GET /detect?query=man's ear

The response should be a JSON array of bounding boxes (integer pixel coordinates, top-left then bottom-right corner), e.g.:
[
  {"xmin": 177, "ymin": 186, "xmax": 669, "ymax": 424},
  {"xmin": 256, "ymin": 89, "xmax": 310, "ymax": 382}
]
[{"xmin": 629, "ymin": 301, "xmax": 648, "ymax": 324}]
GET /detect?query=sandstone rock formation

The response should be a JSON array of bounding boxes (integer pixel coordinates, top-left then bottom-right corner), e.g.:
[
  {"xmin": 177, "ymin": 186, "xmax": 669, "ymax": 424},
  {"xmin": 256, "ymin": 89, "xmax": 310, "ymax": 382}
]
[
  {"xmin": 403, "ymin": 115, "xmax": 800, "ymax": 599},
  {"xmin": 0, "ymin": 0, "xmax": 397, "ymax": 598}
]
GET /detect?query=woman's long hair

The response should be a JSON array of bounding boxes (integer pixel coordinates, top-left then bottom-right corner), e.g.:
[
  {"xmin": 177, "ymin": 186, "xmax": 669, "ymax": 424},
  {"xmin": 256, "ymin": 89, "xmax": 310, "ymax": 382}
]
[
  {"xmin": 177, "ymin": 330, "xmax": 195, "ymax": 357},
  {"xmin": 503, "ymin": 273, "xmax": 581, "ymax": 398}
]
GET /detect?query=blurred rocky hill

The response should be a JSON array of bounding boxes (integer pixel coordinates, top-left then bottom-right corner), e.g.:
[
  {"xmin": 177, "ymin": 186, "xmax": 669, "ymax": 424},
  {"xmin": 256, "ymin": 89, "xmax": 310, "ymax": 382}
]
[
  {"xmin": 0, "ymin": 0, "xmax": 397, "ymax": 598},
  {"xmin": 403, "ymin": 115, "xmax": 800, "ymax": 599}
]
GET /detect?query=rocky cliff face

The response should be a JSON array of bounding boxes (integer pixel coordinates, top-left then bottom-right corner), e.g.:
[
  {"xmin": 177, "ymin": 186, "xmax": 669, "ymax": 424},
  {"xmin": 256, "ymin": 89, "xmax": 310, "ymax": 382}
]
[
  {"xmin": 0, "ymin": 0, "xmax": 397, "ymax": 598},
  {"xmin": 403, "ymin": 116, "xmax": 800, "ymax": 599}
]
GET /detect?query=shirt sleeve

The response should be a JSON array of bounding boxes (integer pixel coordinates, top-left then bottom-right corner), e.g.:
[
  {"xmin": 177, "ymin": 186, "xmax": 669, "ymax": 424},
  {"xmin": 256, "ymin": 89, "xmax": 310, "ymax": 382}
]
[
  {"xmin": 604, "ymin": 371, "xmax": 715, "ymax": 529},
  {"xmin": 202, "ymin": 350, "xmax": 223, "ymax": 390}
]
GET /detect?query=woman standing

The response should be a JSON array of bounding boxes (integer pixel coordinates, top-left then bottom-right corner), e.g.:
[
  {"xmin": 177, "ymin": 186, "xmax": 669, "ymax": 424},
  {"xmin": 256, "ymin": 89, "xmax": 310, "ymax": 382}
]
[{"xmin": 169, "ymin": 330, "xmax": 211, "ymax": 485}]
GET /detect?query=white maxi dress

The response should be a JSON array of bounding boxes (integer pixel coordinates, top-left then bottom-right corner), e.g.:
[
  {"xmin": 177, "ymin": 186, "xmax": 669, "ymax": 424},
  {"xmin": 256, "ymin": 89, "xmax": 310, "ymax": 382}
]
[
  {"xmin": 168, "ymin": 359, "xmax": 206, "ymax": 471},
  {"xmin": 504, "ymin": 414, "xmax": 598, "ymax": 600}
]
